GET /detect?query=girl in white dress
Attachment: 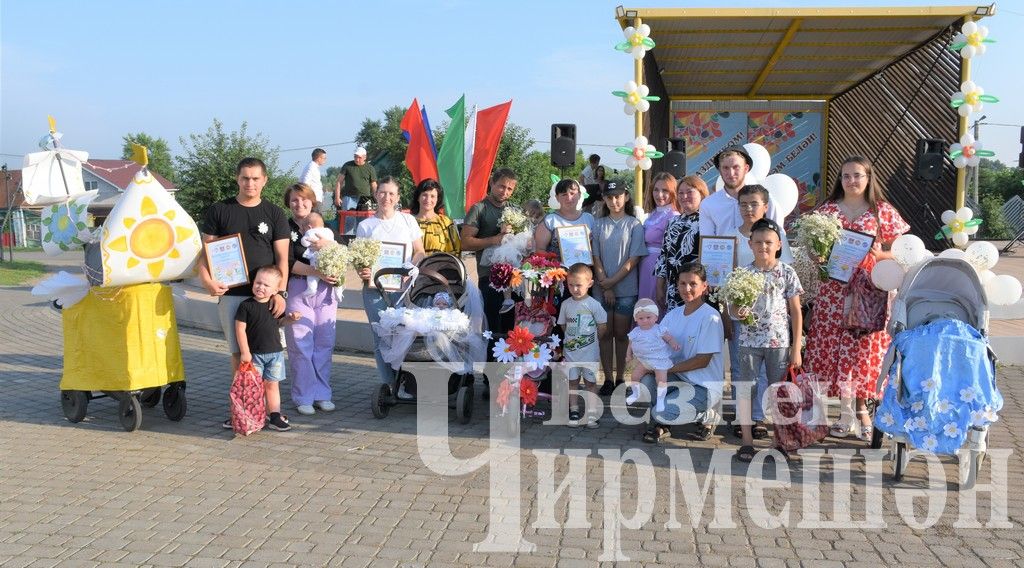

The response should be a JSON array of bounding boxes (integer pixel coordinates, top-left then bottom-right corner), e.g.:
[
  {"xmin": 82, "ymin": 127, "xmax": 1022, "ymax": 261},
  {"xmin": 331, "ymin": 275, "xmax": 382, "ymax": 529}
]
[{"xmin": 625, "ymin": 298, "xmax": 680, "ymax": 412}]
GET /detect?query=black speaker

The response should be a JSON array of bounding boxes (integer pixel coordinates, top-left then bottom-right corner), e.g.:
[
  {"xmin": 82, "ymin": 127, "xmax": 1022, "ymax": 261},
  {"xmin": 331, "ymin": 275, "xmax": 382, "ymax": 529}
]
[
  {"xmin": 551, "ymin": 124, "xmax": 576, "ymax": 168},
  {"xmin": 664, "ymin": 138, "xmax": 686, "ymax": 179},
  {"xmin": 914, "ymin": 138, "xmax": 944, "ymax": 181}
]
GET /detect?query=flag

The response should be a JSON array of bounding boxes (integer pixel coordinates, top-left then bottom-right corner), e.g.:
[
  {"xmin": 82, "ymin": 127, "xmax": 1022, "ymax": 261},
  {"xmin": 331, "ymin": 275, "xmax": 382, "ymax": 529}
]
[
  {"xmin": 400, "ymin": 98, "xmax": 439, "ymax": 184},
  {"xmin": 421, "ymin": 105, "xmax": 438, "ymax": 160},
  {"xmin": 463, "ymin": 105, "xmax": 477, "ymax": 187},
  {"xmin": 436, "ymin": 95, "xmax": 466, "ymax": 218},
  {"xmin": 465, "ymin": 100, "xmax": 512, "ymax": 209}
]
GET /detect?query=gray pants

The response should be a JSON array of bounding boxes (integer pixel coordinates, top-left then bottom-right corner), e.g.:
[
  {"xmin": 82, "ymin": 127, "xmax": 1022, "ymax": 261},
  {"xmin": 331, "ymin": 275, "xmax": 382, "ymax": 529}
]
[
  {"xmin": 639, "ymin": 372, "xmax": 718, "ymax": 427},
  {"xmin": 363, "ymin": 285, "xmax": 401, "ymax": 386},
  {"xmin": 736, "ymin": 346, "xmax": 789, "ymax": 422}
]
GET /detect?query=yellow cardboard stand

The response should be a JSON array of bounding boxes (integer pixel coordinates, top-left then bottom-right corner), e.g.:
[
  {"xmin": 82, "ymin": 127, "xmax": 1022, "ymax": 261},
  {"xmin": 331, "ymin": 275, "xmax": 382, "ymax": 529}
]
[{"xmin": 60, "ymin": 282, "xmax": 185, "ymax": 391}]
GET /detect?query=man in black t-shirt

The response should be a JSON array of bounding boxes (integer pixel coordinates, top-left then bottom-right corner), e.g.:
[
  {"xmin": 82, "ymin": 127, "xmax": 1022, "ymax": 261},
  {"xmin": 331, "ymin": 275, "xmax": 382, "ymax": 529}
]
[{"xmin": 199, "ymin": 157, "xmax": 291, "ymax": 376}]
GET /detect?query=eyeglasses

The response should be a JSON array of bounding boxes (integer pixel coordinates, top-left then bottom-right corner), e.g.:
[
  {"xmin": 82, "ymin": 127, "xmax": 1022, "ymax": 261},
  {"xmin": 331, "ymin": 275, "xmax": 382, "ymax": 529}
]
[
  {"xmin": 738, "ymin": 202, "xmax": 765, "ymax": 210},
  {"xmin": 842, "ymin": 173, "xmax": 867, "ymax": 181}
]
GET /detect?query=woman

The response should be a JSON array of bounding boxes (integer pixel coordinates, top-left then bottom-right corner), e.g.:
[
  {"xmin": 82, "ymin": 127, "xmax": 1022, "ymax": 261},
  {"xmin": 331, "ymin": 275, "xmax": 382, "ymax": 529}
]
[
  {"xmin": 534, "ymin": 179, "xmax": 595, "ymax": 257},
  {"xmin": 356, "ymin": 177, "xmax": 427, "ymax": 391},
  {"xmin": 654, "ymin": 175, "xmax": 709, "ymax": 313},
  {"xmin": 640, "ymin": 262, "xmax": 725, "ymax": 443},
  {"xmin": 283, "ymin": 183, "xmax": 339, "ymax": 416},
  {"xmin": 411, "ymin": 178, "xmax": 460, "ymax": 254},
  {"xmin": 805, "ymin": 156, "xmax": 909, "ymax": 441},
  {"xmin": 638, "ymin": 172, "xmax": 680, "ymax": 302}
]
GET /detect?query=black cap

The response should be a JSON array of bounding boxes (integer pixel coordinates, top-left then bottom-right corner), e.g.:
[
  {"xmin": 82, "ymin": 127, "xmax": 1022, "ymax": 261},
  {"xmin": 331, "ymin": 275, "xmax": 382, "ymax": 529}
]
[
  {"xmin": 713, "ymin": 145, "xmax": 753, "ymax": 169},
  {"xmin": 603, "ymin": 181, "xmax": 628, "ymax": 195},
  {"xmin": 750, "ymin": 218, "xmax": 784, "ymax": 258}
]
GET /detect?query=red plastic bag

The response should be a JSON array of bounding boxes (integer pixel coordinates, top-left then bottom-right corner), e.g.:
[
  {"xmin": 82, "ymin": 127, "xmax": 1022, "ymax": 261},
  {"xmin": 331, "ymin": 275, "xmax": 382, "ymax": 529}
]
[
  {"xmin": 768, "ymin": 368, "xmax": 829, "ymax": 451},
  {"xmin": 843, "ymin": 255, "xmax": 890, "ymax": 334},
  {"xmin": 229, "ymin": 361, "xmax": 266, "ymax": 436}
]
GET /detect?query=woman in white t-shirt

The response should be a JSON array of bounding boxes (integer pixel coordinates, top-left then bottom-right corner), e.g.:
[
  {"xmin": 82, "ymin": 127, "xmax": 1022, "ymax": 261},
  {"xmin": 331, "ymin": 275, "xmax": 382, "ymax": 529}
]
[{"xmin": 356, "ymin": 177, "xmax": 426, "ymax": 389}]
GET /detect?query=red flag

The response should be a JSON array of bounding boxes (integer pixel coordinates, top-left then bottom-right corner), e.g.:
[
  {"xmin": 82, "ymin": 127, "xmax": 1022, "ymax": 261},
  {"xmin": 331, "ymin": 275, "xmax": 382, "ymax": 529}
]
[
  {"xmin": 400, "ymin": 98, "xmax": 439, "ymax": 184},
  {"xmin": 465, "ymin": 100, "xmax": 512, "ymax": 209}
]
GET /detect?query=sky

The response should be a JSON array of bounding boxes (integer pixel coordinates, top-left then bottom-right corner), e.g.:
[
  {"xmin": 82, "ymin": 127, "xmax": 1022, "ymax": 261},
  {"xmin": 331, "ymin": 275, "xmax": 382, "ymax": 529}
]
[{"xmin": 2, "ymin": 0, "xmax": 1022, "ymax": 175}]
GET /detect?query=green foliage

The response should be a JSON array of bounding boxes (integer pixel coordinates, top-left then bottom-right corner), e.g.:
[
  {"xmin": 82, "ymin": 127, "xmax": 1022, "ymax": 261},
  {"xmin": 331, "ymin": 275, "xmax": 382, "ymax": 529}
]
[
  {"xmin": 978, "ymin": 158, "xmax": 1024, "ymax": 202},
  {"xmin": 174, "ymin": 120, "xmax": 286, "ymax": 220},
  {"xmin": 0, "ymin": 259, "xmax": 46, "ymax": 285},
  {"xmin": 354, "ymin": 106, "xmax": 413, "ymax": 203},
  {"xmin": 121, "ymin": 132, "xmax": 176, "ymax": 182},
  {"xmin": 980, "ymin": 195, "xmax": 1014, "ymax": 239}
]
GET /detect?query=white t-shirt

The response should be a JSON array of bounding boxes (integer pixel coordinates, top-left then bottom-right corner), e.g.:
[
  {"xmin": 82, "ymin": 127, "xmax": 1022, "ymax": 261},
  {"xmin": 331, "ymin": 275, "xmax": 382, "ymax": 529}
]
[
  {"xmin": 355, "ymin": 213, "xmax": 422, "ymax": 263},
  {"xmin": 699, "ymin": 187, "xmax": 785, "ymax": 237},
  {"xmin": 299, "ymin": 160, "xmax": 324, "ymax": 203},
  {"xmin": 557, "ymin": 296, "xmax": 607, "ymax": 364},
  {"xmin": 580, "ymin": 164, "xmax": 597, "ymax": 186},
  {"xmin": 659, "ymin": 303, "xmax": 725, "ymax": 406},
  {"xmin": 727, "ymin": 226, "xmax": 795, "ymax": 267}
]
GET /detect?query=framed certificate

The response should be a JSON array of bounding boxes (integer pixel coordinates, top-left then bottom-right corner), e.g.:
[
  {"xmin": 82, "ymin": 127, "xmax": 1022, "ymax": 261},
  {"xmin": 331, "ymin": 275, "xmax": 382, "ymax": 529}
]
[
  {"xmin": 556, "ymin": 225, "xmax": 593, "ymax": 266},
  {"xmin": 698, "ymin": 236, "xmax": 737, "ymax": 288},
  {"xmin": 375, "ymin": 241, "xmax": 408, "ymax": 291},
  {"xmin": 204, "ymin": 233, "xmax": 248, "ymax": 288},
  {"xmin": 827, "ymin": 229, "xmax": 875, "ymax": 283}
]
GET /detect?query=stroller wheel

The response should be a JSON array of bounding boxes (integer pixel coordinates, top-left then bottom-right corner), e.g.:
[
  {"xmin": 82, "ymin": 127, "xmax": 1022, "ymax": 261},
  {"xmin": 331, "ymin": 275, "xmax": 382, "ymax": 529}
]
[
  {"xmin": 891, "ymin": 441, "xmax": 908, "ymax": 481},
  {"xmin": 456, "ymin": 383, "xmax": 474, "ymax": 424},
  {"xmin": 140, "ymin": 388, "xmax": 161, "ymax": 408},
  {"xmin": 961, "ymin": 450, "xmax": 983, "ymax": 490},
  {"xmin": 60, "ymin": 390, "xmax": 89, "ymax": 423},
  {"xmin": 163, "ymin": 383, "xmax": 187, "ymax": 421},
  {"xmin": 870, "ymin": 426, "xmax": 885, "ymax": 449},
  {"xmin": 371, "ymin": 384, "xmax": 392, "ymax": 419},
  {"xmin": 118, "ymin": 395, "xmax": 143, "ymax": 432}
]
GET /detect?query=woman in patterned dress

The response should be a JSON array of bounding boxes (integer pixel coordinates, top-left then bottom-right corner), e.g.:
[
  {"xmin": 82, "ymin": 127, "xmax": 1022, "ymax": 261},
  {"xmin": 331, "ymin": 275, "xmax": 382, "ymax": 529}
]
[
  {"xmin": 654, "ymin": 175, "xmax": 709, "ymax": 313},
  {"xmin": 638, "ymin": 172, "xmax": 680, "ymax": 302},
  {"xmin": 805, "ymin": 156, "xmax": 910, "ymax": 441}
]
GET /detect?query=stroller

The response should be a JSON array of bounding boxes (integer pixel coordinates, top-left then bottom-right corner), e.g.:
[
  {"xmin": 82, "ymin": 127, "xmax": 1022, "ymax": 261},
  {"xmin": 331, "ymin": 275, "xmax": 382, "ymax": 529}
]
[
  {"xmin": 873, "ymin": 257, "xmax": 1002, "ymax": 489},
  {"xmin": 368, "ymin": 253, "xmax": 486, "ymax": 423}
]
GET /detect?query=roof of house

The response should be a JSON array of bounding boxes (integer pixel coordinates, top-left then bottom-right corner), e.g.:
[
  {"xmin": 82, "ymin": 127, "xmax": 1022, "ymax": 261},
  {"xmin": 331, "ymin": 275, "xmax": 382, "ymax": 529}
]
[{"xmin": 82, "ymin": 160, "xmax": 176, "ymax": 191}]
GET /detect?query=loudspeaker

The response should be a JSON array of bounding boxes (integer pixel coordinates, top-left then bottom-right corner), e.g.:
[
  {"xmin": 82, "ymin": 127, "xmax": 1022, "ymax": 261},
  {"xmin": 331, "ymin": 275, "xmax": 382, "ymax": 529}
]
[
  {"xmin": 664, "ymin": 138, "xmax": 686, "ymax": 179},
  {"xmin": 551, "ymin": 124, "xmax": 576, "ymax": 168},
  {"xmin": 914, "ymin": 138, "xmax": 944, "ymax": 181}
]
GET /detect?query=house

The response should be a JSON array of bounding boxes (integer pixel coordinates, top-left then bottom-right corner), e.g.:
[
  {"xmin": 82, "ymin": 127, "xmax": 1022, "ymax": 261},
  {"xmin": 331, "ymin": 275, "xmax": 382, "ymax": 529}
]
[{"xmin": 83, "ymin": 160, "xmax": 177, "ymax": 223}]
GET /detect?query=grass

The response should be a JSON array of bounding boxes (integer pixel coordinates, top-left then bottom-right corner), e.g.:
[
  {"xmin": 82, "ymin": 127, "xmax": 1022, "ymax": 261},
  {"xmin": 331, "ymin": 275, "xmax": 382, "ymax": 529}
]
[{"xmin": 0, "ymin": 260, "xmax": 47, "ymax": 285}]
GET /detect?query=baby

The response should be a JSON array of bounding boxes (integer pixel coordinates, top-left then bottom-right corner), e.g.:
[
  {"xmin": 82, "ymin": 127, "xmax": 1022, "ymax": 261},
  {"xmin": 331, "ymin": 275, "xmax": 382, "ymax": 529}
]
[
  {"xmin": 300, "ymin": 212, "xmax": 342, "ymax": 301},
  {"xmin": 625, "ymin": 298, "xmax": 681, "ymax": 412},
  {"xmin": 432, "ymin": 292, "xmax": 452, "ymax": 310}
]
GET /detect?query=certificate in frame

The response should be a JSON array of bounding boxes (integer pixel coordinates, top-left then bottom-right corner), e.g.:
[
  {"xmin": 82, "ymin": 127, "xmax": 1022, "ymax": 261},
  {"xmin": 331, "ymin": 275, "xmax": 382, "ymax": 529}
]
[
  {"xmin": 827, "ymin": 228, "xmax": 875, "ymax": 283},
  {"xmin": 555, "ymin": 225, "xmax": 593, "ymax": 266},
  {"xmin": 375, "ymin": 241, "xmax": 408, "ymax": 291},
  {"xmin": 698, "ymin": 236, "xmax": 737, "ymax": 288},
  {"xmin": 204, "ymin": 233, "xmax": 248, "ymax": 288}
]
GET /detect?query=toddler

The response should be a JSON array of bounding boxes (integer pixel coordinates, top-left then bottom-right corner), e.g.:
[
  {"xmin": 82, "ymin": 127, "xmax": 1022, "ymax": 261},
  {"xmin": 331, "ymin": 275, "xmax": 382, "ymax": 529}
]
[
  {"xmin": 432, "ymin": 291, "xmax": 452, "ymax": 310},
  {"xmin": 625, "ymin": 298, "xmax": 681, "ymax": 412},
  {"xmin": 557, "ymin": 263, "xmax": 608, "ymax": 428},
  {"xmin": 300, "ymin": 212, "xmax": 342, "ymax": 301}
]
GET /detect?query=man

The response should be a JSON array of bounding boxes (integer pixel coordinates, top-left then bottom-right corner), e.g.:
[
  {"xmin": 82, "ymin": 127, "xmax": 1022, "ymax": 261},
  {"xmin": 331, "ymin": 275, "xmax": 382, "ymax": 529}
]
[
  {"xmin": 333, "ymin": 146, "xmax": 377, "ymax": 235},
  {"xmin": 461, "ymin": 168, "xmax": 518, "ymax": 334},
  {"xmin": 199, "ymin": 158, "xmax": 291, "ymax": 408},
  {"xmin": 579, "ymin": 153, "xmax": 600, "ymax": 186},
  {"xmin": 698, "ymin": 146, "xmax": 784, "ymax": 237},
  {"xmin": 299, "ymin": 148, "xmax": 327, "ymax": 205}
]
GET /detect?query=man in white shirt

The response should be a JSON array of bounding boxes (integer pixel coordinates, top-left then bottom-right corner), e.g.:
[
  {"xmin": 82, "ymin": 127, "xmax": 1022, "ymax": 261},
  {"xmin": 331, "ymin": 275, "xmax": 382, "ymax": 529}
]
[
  {"xmin": 698, "ymin": 146, "xmax": 785, "ymax": 237},
  {"xmin": 299, "ymin": 148, "xmax": 327, "ymax": 205}
]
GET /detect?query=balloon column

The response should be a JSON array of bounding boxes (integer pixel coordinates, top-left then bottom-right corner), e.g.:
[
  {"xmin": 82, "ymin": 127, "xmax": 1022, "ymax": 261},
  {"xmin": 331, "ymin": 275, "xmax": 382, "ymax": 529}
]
[{"xmin": 611, "ymin": 21, "xmax": 660, "ymax": 206}]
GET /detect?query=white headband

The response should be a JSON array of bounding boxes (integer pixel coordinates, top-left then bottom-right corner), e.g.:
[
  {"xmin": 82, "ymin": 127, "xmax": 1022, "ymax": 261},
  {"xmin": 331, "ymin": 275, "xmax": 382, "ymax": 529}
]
[{"xmin": 633, "ymin": 303, "xmax": 659, "ymax": 318}]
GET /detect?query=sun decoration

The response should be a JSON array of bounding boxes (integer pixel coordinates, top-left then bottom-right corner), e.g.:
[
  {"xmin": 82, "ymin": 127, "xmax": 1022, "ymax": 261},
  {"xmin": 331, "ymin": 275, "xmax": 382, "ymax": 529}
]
[
  {"xmin": 616, "ymin": 136, "xmax": 664, "ymax": 171},
  {"xmin": 950, "ymin": 80, "xmax": 999, "ymax": 117},
  {"xmin": 615, "ymin": 24, "xmax": 655, "ymax": 60},
  {"xmin": 612, "ymin": 81, "xmax": 660, "ymax": 115},
  {"xmin": 948, "ymin": 133, "xmax": 995, "ymax": 169},
  {"xmin": 950, "ymin": 21, "xmax": 995, "ymax": 59},
  {"xmin": 935, "ymin": 207, "xmax": 983, "ymax": 248}
]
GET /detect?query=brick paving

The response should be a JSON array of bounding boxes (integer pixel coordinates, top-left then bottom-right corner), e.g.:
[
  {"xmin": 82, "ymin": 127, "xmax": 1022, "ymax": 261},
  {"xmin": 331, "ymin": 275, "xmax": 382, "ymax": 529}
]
[{"xmin": 1, "ymin": 281, "xmax": 1023, "ymax": 567}]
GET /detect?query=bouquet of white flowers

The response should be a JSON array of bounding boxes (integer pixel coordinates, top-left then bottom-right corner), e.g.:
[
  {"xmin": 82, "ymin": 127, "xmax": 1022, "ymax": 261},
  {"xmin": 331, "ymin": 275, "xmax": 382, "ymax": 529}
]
[
  {"xmin": 793, "ymin": 212, "xmax": 842, "ymax": 280},
  {"xmin": 714, "ymin": 267, "xmax": 765, "ymax": 325},
  {"xmin": 348, "ymin": 238, "xmax": 381, "ymax": 271},
  {"xmin": 498, "ymin": 206, "xmax": 530, "ymax": 235},
  {"xmin": 313, "ymin": 243, "xmax": 350, "ymax": 283}
]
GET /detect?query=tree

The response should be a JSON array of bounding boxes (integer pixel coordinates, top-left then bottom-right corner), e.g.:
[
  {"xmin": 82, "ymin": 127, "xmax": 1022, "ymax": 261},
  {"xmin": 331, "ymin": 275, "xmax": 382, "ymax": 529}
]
[
  {"xmin": 174, "ymin": 119, "xmax": 285, "ymax": 220},
  {"xmin": 121, "ymin": 132, "xmax": 175, "ymax": 182},
  {"xmin": 354, "ymin": 105, "xmax": 413, "ymax": 201}
]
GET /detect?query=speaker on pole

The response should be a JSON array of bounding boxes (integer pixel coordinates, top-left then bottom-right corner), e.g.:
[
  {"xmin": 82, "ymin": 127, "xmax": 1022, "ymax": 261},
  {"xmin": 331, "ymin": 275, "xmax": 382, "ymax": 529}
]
[
  {"xmin": 551, "ymin": 124, "xmax": 576, "ymax": 168},
  {"xmin": 664, "ymin": 138, "xmax": 686, "ymax": 179},
  {"xmin": 914, "ymin": 138, "xmax": 945, "ymax": 181}
]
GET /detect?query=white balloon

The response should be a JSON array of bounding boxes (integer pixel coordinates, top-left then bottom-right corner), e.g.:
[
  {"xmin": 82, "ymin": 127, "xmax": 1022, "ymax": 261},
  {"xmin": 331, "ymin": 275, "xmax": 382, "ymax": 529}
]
[
  {"xmin": 956, "ymin": 206, "xmax": 973, "ymax": 221},
  {"xmin": 871, "ymin": 259, "xmax": 906, "ymax": 291},
  {"xmin": 986, "ymin": 275, "xmax": 1023, "ymax": 306},
  {"xmin": 743, "ymin": 143, "xmax": 771, "ymax": 181},
  {"xmin": 940, "ymin": 210, "xmax": 956, "ymax": 225},
  {"xmin": 978, "ymin": 269, "xmax": 996, "ymax": 285},
  {"xmin": 965, "ymin": 241, "xmax": 999, "ymax": 271},
  {"xmin": 762, "ymin": 173, "xmax": 798, "ymax": 218},
  {"xmin": 715, "ymin": 176, "xmax": 723, "ymax": 192},
  {"xmin": 891, "ymin": 234, "xmax": 926, "ymax": 266},
  {"xmin": 938, "ymin": 248, "xmax": 966, "ymax": 260},
  {"xmin": 743, "ymin": 171, "xmax": 759, "ymax": 186},
  {"xmin": 952, "ymin": 232, "xmax": 969, "ymax": 247},
  {"xmin": 910, "ymin": 249, "xmax": 934, "ymax": 266}
]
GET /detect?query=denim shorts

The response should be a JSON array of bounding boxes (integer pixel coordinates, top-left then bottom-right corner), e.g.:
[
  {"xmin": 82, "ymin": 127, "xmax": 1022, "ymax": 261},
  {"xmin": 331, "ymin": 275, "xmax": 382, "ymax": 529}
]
[
  {"xmin": 252, "ymin": 351, "xmax": 286, "ymax": 382},
  {"xmin": 604, "ymin": 295, "xmax": 638, "ymax": 317}
]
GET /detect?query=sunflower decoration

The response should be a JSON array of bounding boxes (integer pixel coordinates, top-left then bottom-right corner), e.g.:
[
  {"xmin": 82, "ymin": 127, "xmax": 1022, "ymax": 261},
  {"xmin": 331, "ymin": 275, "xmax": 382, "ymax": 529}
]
[{"xmin": 98, "ymin": 170, "xmax": 202, "ymax": 286}]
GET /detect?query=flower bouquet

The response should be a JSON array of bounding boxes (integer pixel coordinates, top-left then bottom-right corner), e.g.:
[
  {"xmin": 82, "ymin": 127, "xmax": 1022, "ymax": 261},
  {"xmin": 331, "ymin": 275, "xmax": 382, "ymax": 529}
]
[
  {"xmin": 714, "ymin": 267, "xmax": 765, "ymax": 325},
  {"xmin": 312, "ymin": 243, "xmax": 351, "ymax": 302},
  {"xmin": 348, "ymin": 237, "xmax": 381, "ymax": 271},
  {"xmin": 498, "ymin": 206, "xmax": 530, "ymax": 235},
  {"xmin": 482, "ymin": 206, "xmax": 533, "ymax": 267},
  {"xmin": 488, "ymin": 251, "xmax": 568, "ymax": 302},
  {"xmin": 792, "ymin": 212, "xmax": 842, "ymax": 281},
  {"xmin": 492, "ymin": 325, "xmax": 559, "ymax": 417}
]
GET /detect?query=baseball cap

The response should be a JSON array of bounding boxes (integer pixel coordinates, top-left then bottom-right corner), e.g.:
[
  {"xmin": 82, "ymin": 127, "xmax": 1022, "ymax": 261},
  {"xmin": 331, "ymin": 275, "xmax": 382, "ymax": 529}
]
[
  {"xmin": 713, "ymin": 145, "xmax": 753, "ymax": 169},
  {"xmin": 354, "ymin": 147, "xmax": 367, "ymax": 157},
  {"xmin": 603, "ymin": 181, "xmax": 627, "ymax": 195},
  {"xmin": 750, "ymin": 218, "xmax": 784, "ymax": 258}
]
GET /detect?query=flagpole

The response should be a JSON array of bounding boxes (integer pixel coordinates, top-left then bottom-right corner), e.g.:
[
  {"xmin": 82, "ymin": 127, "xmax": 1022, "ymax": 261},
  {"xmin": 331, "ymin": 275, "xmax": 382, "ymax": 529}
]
[{"xmin": 633, "ymin": 16, "xmax": 644, "ymax": 208}]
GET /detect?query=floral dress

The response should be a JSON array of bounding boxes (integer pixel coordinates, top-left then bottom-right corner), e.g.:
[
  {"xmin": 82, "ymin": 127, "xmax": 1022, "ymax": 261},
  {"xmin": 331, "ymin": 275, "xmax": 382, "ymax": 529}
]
[
  {"xmin": 805, "ymin": 201, "xmax": 909, "ymax": 399},
  {"xmin": 653, "ymin": 212, "xmax": 700, "ymax": 311}
]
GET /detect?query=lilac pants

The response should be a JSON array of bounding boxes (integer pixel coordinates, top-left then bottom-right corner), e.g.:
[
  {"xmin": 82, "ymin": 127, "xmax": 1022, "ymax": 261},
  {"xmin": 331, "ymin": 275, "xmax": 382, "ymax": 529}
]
[{"xmin": 285, "ymin": 277, "xmax": 337, "ymax": 405}]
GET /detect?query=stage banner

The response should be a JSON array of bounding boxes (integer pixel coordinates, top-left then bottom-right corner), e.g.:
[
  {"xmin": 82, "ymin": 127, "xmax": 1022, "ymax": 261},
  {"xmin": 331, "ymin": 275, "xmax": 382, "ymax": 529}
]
[
  {"xmin": 747, "ymin": 111, "xmax": 823, "ymax": 215},
  {"xmin": 671, "ymin": 111, "xmax": 747, "ymax": 186}
]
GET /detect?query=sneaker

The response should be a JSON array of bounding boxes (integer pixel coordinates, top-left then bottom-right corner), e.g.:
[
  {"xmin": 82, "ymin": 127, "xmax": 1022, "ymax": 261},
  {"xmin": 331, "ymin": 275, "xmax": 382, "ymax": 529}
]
[
  {"xmin": 314, "ymin": 400, "xmax": 335, "ymax": 411},
  {"xmin": 222, "ymin": 418, "xmax": 234, "ymax": 429},
  {"xmin": 267, "ymin": 413, "xmax": 291, "ymax": 431},
  {"xmin": 586, "ymin": 413, "xmax": 599, "ymax": 429},
  {"xmin": 568, "ymin": 410, "xmax": 581, "ymax": 427},
  {"xmin": 396, "ymin": 383, "xmax": 415, "ymax": 400},
  {"xmin": 296, "ymin": 404, "xmax": 316, "ymax": 416},
  {"xmin": 599, "ymin": 381, "xmax": 616, "ymax": 397},
  {"xmin": 625, "ymin": 385, "xmax": 640, "ymax": 405},
  {"xmin": 499, "ymin": 298, "xmax": 515, "ymax": 314}
]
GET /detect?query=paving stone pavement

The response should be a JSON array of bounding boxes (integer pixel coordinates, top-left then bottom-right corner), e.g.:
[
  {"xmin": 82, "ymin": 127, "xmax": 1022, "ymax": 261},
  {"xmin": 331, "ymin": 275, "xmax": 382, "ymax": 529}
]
[{"xmin": 1, "ymin": 283, "xmax": 1023, "ymax": 568}]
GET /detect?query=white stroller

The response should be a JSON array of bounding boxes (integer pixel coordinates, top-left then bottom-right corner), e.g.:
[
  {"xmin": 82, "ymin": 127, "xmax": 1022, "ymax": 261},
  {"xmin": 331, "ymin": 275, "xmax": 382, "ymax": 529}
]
[{"xmin": 873, "ymin": 257, "xmax": 1002, "ymax": 489}]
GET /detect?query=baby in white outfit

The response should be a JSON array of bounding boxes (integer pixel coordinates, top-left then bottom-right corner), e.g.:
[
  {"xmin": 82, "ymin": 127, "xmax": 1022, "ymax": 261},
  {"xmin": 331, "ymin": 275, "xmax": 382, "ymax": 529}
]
[
  {"xmin": 625, "ymin": 298, "xmax": 681, "ymax": 412},
  {"xmin": 301, "ymin": 213, "xmax": 342, "ymax": 301}
]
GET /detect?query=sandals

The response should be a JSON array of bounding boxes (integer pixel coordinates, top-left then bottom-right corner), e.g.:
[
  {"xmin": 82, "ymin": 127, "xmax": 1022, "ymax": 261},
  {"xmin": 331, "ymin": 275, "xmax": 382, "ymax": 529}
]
[
  {"xmin": 856, "ymin": 410, "xmax": 873, "ymax": 441},
  {"xmin": 830, "ymin": 418, "xmax": 857, "ymax": 438},
  {"xmin": 736, "ymin": 445, "xmax": 757, "ymax": 463},
  {"xmin": 733, "ymin": 422, "xmax": 768, "ymax": 439},
  {"xmin": 691, "ymin": 425, "xmax": 714, "ymax": 441},
  {"xmin": 642, "ymin": 425, "xmax": 670, "ymax": 444}
]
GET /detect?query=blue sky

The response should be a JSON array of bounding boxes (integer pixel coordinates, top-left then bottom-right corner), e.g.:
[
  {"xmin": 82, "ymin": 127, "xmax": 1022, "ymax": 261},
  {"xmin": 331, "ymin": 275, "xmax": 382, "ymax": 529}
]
[{"xmin": 2, "ymin": 0, "xmax": 1022, "ymax": 174}]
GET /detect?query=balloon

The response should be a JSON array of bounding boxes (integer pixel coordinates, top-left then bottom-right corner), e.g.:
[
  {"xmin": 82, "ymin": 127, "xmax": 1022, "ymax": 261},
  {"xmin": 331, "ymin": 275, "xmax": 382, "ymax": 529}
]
[
  {"xmin": 909, "ymin": 249, "xmax": 934, "ymax": 266},
  {"xmin": 956, "ymin": 206, "xmax": 973, "ymax": 221},
  {"xmin": 762, "ymin": 173, "xmax": 798, "ymax": 218},
  {"xmin": 940, "ymin": 210, "xmax": 956, "ymax": 225},
  {"xmin": 952, "ymin": 232, "xmax": 969, "ymax": 247},
  {"xmin": 938, "ymin": 248, "xmax": 966, "ymax": 260},
  {"xmin": 871, "ymin": 259, "xmax": 905, "ymax": 291},
  {"xmin": 986, "ymin": 275, "xmax": 1023, "ymax": 306},
  {"xmin": 743, "ymin": 143, "xmax": 771, "ymax": 181},
  {"xmin": 964, "ymin": 241, "xmax": 999, "ymax": 272},
  {"xmin": 978, "ymin": 269, "xmax": 995, "ymax": 285},
  {"xmin": 891, "ymin": 234, "xmax": 926, "ymax": 266}
]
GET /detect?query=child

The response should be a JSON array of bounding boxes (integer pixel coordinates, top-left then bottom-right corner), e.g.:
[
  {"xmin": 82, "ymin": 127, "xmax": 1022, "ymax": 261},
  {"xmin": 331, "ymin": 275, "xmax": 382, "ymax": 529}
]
[
  {"xmin": 523, "ymin": 199, "xmax": 545, "ymax": 229},
  {"xmin": 432, "ymin": 291, "xmax": 452, "ymax": 310},
  {"xmin": 625, "ymin": 299, "xmax": 680, "ymax": 412},
  {"xmin": 729, "ymin": 219, "xmax": 803, "ymax": 462},
  {"xmin": 557, "ymin": 263, "xmax": 608, "ymax": 428},
  {"xmin": 232, "ymin": 265, "xmax": 301, "ymax": 431},
  {"xmin": 299, "ymin": 212, "xmax": 342, "ymax": 301}
]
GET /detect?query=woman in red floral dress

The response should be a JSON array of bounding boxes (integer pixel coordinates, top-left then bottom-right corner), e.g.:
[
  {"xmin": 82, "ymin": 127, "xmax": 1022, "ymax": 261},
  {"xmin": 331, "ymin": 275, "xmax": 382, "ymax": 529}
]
[{"xmin": 805, "ymin": 156, "xmax": 910, "ymax": 441}]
